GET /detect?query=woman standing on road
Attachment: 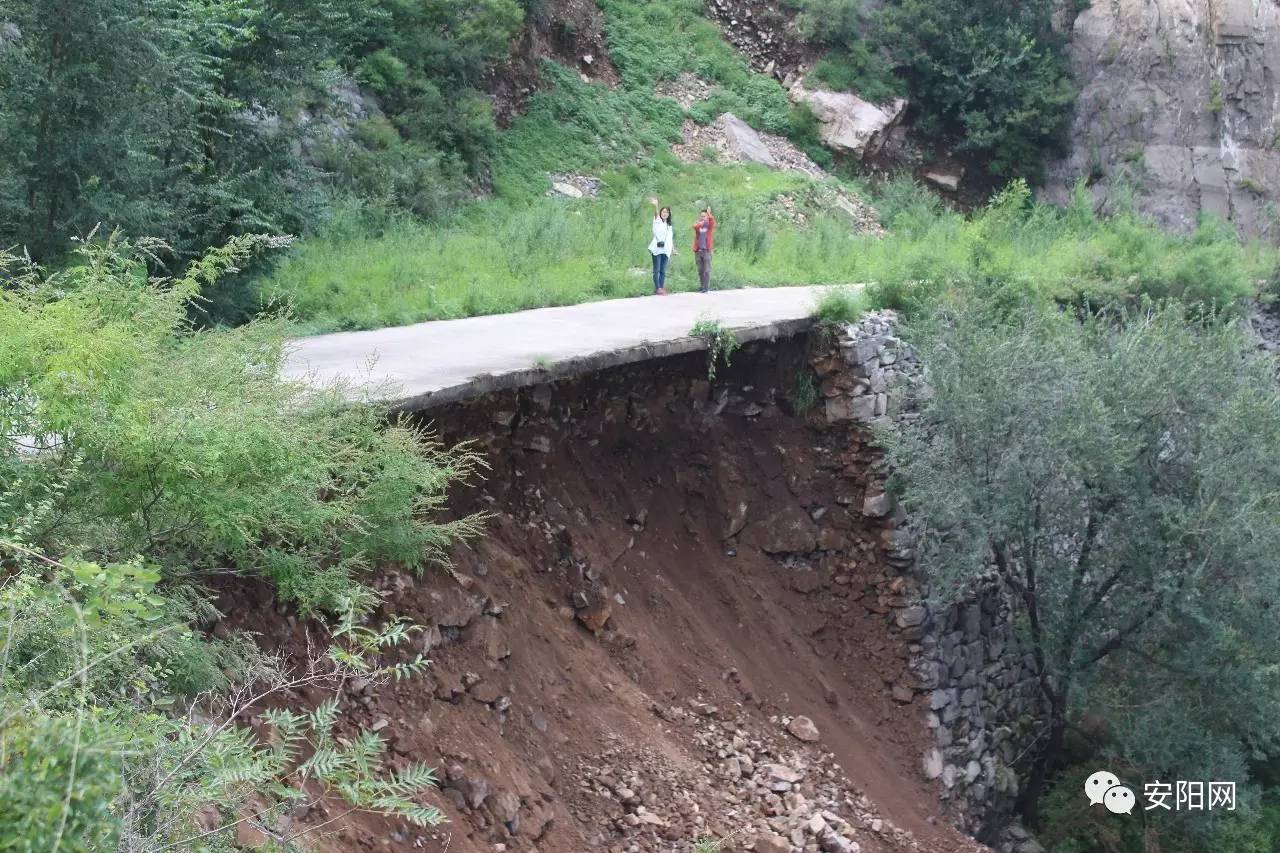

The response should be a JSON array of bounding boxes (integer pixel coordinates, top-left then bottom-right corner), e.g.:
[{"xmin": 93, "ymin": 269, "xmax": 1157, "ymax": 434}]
[
  {"xmin": 692, "ymin": 205, "xmax": 716, "ymax": 293},
  {"xmin": 648, "ymin": 197, "xmax": 675, "ymax": 295}
]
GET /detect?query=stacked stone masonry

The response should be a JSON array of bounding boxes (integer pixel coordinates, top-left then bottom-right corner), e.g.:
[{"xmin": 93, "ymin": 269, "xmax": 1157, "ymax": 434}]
[{"xmin": 814, "ymin": 312, "xmax": 1048, "ymax": 851}]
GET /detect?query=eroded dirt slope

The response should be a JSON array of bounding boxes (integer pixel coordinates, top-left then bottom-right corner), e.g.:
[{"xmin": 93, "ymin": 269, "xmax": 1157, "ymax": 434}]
[{"xmin": 224, "ymin": 337, "xmax": 982, "ymax": 853}]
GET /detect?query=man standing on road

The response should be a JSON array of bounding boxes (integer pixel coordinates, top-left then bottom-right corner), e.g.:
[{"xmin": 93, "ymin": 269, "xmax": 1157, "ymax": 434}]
[{"xmin": 692, "ymin": 205, "xmax": 716, "ymax": 293}]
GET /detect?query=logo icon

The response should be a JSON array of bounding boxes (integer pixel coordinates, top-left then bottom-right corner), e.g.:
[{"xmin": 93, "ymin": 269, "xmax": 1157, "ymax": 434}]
[
  {"xmin": 1085, "ymin": 770, "xmax": 1121, "ymax": 806},
  {"xmin": 1104, "ymin": 785, "xmax": 1136, "ymax": 814},
  {"xmin": 1085, "ymin": 769, "xmax": 1135, "ymax": 814}
]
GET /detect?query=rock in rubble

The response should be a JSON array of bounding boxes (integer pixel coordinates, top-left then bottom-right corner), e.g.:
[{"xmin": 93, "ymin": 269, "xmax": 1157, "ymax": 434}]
[
  {"xmin": 787, "ymin": 715, "xmax": 821, "ymax": 743},
  {"xmin": 489, "ymin": 790, "xmax": 521, "ymax": 826},
  {"xmin": 723, "ymin": 499, "xmax": 749, "ymax": 539},
  {"xmin": 720, "ymin": 112, "xmax": 777, "ymax": 167},
  {"xmin": 923, "ymin": 748, "xmax": 944, "ymax": 780},
  {"xmin": 861, "ymin": 490, "xmax": 893, "ymax": 518},
  {"xmin": 765, "ymin": 763, "xmax": 803, "ymax": 791},
  {"xmin": 550, "ymin": 181, "xmax": 583, "ymax": 198},
  {"xmin": 789, "ymin": 80, "xmax": 907, "ymax": 159},
  {"xmin": 430, "ymin": 586, "xmax": 484, "ymax": 629},
  {"xmin": 895, "ymin": 605, "xmax": 927, "ymax": 629},
  {"xmin": 445, "ymin": 764, "xmax": 490, "ymax": 810},
  {"xmin": 754, "ymin": 832, "xmax": 791, "ymax": 853},
  {"xmin": 575, "ymin": 597, "xmax": 613, "ymax": 633},
  {"xmin": 741, "ymin": 504, "xmax": 819, "ymax": 554},
  {"xmin": 820, "ymin": 828, "xmax": 861, "ymax": 853},
  {"xmin": 467, "ymin": 616, "xmax": 511, "ymax": 663}
]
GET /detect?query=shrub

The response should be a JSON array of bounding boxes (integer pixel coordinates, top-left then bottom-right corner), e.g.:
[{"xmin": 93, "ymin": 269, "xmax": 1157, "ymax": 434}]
[
  {"xmin": 792, "ymin": 0, "xmax": 903, "ymax": 104},
  {"xmin": 690, "ymin": 318, "xmax": 740, "ymax": 380},
  {"xmin": 1, "ymin": 233, "xmax": 483, "ymax": 614},
  {"xmin": 0, "ymin": 545, "xmax": 445, "ymax": 850},
  {"xmin": 812, "ymin": 286, "xmax": 868, "ymax": 324}
]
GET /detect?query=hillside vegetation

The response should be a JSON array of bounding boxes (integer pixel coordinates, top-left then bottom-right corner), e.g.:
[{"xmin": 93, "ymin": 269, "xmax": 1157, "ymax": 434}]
[{"xmin": 4, "ymin": 1, "xmax": 1280, "ymax": 851}]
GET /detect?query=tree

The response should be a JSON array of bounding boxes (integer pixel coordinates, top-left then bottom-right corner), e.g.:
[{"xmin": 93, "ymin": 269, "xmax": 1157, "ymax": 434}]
[
  {"xmin": 0, "ymin": 1, "xmax": 259, "ymax": 259},
  {"xmin": 884, "ymin": 300, "xmax": 1280, "ymax": 823},
  {"xmin": 874, "ymin": 0, "xmax": 1075, "ymax": 180}
]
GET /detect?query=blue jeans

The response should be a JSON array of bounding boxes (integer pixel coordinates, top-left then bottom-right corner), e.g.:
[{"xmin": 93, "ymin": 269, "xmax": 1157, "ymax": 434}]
[{"xmin": 651, "ymin": 252, "xmax": 669, "ymax": 291}]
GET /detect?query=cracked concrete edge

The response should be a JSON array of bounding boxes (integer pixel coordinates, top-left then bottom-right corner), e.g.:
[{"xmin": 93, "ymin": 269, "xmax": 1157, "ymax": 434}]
[{"xmin": 385, "ymin": 317, "xmax": 817, "ymax": 415}]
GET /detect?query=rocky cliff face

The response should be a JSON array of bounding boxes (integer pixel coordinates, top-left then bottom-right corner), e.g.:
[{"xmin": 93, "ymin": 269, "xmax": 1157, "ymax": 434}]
[{"xmin": 1044, "ymin": 0, "xmax": 1280, "ymax": 237}]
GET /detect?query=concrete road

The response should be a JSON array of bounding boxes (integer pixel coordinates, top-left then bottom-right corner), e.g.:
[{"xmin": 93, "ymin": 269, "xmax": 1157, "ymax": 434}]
[{"xmin": 284, "ymin": 285, "xmax": 841, "ymax": 410}]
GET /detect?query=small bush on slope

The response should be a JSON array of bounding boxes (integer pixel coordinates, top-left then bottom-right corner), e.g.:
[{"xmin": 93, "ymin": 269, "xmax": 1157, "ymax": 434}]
[{"xmin": 598, "ymin": 0, "xmax": 798, "ymax": 136}]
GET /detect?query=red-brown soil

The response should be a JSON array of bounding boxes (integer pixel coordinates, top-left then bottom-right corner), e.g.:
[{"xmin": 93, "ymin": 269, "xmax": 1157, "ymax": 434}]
[{"xmin": 222, "ymin": 337, "xmax": 984, "ymax": 853}]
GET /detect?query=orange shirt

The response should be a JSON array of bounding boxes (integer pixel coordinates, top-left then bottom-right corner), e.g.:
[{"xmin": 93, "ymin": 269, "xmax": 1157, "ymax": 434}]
[{"xmin": 692, "ymin": 214, "xmax": 716, "ymax": 252}]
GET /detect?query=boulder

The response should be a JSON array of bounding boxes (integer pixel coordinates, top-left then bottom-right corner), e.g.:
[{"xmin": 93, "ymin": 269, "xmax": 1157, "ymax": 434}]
[
  {"xmin": 923, "ymin": 166, "xmax": 965, "ymax": 192},
  {"xmin": 741, "ymin": 504, "xmax": 820, "ymax": 554},
  {"xmin": 551, "ymin": 181, "xmax": 583, "ymax": 198},
  {"xmin": 787, "ymin": 715, "xmax": 821, "ymax": 742},
  {"xmin": 719, "ymin": 112, "xmax": 777, "ymax": 167},
  {"xmin": 789, "ymin": 80, "xmax": 907, "ymax": 159}
]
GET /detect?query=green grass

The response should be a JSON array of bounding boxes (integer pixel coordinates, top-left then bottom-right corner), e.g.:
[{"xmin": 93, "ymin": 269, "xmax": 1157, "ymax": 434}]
[
  {"xmin": 261, "ymin": 172, "xmax": 1276, "ymax": 333},
  {"xmin": 598, "ymin": 0, "xmax": 813, "ymax": 140},
  {"xmin": 813, "ymin": 285, "xmax": 869, "ymax": 324},
  {"xmin": 261, "ymin": 163, "xmax": 876, "ymax": 332},
  {"xmin": 493, "ymin": 0, "xmax": 828, "ymax": 201}
]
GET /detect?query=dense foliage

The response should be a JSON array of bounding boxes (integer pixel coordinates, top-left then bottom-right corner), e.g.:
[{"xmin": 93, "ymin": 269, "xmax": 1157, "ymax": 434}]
[
  {"xmin": 792, "ymin": 0, "xmax": 1076, "ymax": 179},
  {"xmin": 877, "ymin": 0, "xmax": 1075, "ymax": 180},
  {"xmin": 0, "ymin": 1, "xmax": 522, "ymax": 293},
  {"xmin": 886, "ymin": 300, "xmax": 1280, "ymax": 846},
  {"xmin": 0, "ymin": 236, "xmax": 481, "ymax": 847}
]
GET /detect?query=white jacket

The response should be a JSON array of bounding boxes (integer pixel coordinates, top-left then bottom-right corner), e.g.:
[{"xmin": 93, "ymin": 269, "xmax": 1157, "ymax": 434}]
[{"xmin": 648, "ymin": 216, "xmax": 674, "ymax": 256}]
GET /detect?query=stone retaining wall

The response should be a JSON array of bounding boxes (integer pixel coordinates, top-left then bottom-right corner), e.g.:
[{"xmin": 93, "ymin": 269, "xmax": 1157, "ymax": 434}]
[{"xmin": 812, "ymin": 312, "xmax": 1048, "ymax": 850}]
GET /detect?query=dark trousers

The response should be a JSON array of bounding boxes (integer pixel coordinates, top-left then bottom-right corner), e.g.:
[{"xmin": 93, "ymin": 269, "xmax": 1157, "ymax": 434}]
[
  {"xmin": 651, "ymin": 252, "xmax": 669, "ymax": 290},
  {"xmin": 695, "ymin": 249, "xmax": 712, "ymax": 291}
]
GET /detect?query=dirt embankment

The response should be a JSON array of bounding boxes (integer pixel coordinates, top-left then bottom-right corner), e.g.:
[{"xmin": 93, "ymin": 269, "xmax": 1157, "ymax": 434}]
[{"xmin": 223, "ymin": 334, "xmax": 983, "ymax": 853}]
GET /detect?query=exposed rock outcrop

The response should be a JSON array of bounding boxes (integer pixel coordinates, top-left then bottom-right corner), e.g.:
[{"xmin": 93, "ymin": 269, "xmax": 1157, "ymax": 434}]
[
  {"xmin": 789, "ymin": 80, "xmax": 909, "ymax": 160},
  {"xmin": 1044, "ymin": 0, "xmax": 1280, "ymax": 237},
  {"xmin": 722, "ymin": 112, "xmax": 778, "ymax": 167}
]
